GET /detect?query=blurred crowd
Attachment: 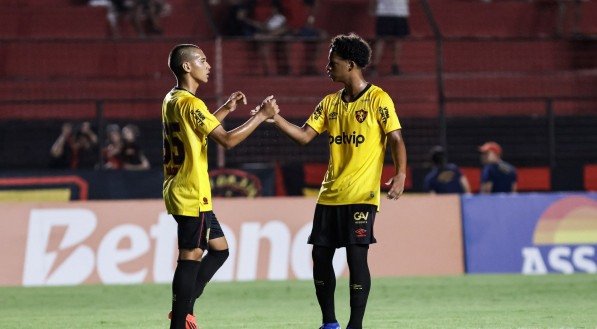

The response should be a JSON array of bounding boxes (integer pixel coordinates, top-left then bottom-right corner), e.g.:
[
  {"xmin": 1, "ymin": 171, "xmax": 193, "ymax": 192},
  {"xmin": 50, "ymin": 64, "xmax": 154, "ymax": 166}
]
[
  {"xmin": 89, "ymin": 0, "xmax": 171, "ymax": 38},
  {"xmin": 50, "ymin": 122, "xmax": 150, "ymax": 171}
]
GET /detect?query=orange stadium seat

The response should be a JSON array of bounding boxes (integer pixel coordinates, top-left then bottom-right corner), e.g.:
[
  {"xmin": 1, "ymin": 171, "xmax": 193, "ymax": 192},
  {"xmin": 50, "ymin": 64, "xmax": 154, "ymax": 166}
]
[
  {"xmin": 460, "ymin": 167, "xmax": 481, "ymax": 193},
  {"xmin": 584, "ymin": 164, "xmax": 597, "ymax": 191},
  {"xmin": 517, "ymin": 167, "xmax": 551, "ymax": 191}
]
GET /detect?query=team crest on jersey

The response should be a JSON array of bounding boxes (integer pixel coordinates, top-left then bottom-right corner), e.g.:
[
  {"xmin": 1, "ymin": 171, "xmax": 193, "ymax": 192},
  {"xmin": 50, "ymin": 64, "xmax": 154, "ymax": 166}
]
[{"xmin": 355, "ymin": 109, "xmax": 367, "ymax": 123}]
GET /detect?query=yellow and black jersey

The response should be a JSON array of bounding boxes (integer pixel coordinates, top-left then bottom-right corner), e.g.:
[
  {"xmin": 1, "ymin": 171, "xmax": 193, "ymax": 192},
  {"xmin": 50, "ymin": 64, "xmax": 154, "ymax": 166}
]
[
  {"xmin": 162, "ymin": 88, "xmax": 220, "ymax": 215},
  {"xmin": 305, "ymin": 84, "xmax": 401, "ymax": 208}
]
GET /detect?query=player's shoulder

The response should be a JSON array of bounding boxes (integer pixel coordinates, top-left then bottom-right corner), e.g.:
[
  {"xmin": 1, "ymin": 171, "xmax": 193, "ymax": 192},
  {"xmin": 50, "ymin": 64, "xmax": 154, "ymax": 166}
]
[
  {"xmin": 176, "ymin": 92, "xmax": 207, "ymax": 112},
  {"xmin": 367, "ymin": 84, "xmax": 392, "ymax": 100},
  {"xmin": 322, "ymin": 89, "xmax": 343, "ymax": 103},
  {"xmin": 500, "ymin": 161, "xmax": 517, "ymax": 174}
]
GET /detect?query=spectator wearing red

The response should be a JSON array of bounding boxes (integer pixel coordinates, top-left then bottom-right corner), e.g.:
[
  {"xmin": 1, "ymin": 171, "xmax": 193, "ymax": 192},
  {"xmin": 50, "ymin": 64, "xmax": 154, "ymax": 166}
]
[{"xmin": 479, "ymin": 141, "xmax": 517, "ymax": 193}]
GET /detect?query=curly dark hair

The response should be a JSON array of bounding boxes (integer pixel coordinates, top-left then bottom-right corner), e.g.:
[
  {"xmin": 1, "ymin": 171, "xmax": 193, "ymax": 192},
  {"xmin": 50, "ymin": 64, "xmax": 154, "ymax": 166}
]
[{"xmin": 329, "ymin": 33, "xmax": 371, "ymax": 68}]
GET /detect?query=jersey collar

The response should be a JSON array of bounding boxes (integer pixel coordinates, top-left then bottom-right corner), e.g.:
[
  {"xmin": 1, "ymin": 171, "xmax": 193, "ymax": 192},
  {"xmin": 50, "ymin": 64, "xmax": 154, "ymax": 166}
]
[{"xmin": 341, "ymin": 83, "xmax": 371, "ymax": 103}]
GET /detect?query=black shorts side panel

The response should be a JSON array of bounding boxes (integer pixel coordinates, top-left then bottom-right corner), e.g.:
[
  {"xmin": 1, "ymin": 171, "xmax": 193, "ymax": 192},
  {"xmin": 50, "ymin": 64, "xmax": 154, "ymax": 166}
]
[{"xmin": 174, "ymin": 212, "xmax": 225, "ymax": 250}]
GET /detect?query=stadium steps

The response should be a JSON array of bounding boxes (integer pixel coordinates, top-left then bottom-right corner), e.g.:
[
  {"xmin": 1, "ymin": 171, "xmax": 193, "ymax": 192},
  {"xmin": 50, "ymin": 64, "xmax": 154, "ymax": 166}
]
[
  {"xmin": 443, "ymin": 40, "xmax": 597, "ymax": 72},
  {"xmin": 0, "ymin": 6, "xmax": 108, "ymax": 39},
  {"xmin": 0, "ymin": 0, "xmax": 594, "ymax": 121},
  {"xmin": 444, "ymin": 70, "xmax": 597, "ymax": 99},
  {"xmin": 0, "ymin": 41, "xmax": 172, "ymax": 79},
  {"xmin": 0, "ymin": 0, "xmax": 215, "ymax": 39},
  {"xmin": 428, "ymin": 0, "xmax": 597, "ymax": 37}
]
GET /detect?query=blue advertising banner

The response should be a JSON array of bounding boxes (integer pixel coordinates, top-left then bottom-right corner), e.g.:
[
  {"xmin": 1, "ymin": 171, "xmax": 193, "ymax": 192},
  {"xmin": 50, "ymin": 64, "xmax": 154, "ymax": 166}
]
[{"xmin": 462, "ymin": 193, "xmax": 597, "ymax": 274}]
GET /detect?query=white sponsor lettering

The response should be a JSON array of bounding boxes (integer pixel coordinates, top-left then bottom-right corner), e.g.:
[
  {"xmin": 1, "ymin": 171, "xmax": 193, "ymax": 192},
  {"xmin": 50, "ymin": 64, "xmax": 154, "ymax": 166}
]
[
  {"xmin": 521, "ymin": 246, "xmax": 597, "ymax": 274},
  {"xmin": 212, "ymin": 223, "xmax": 236, "ymax": 282},
  {"xmin": 23, "ymin": 209, "xmax": 97, "ymax": 286},
  {"xmin": 237, "ymin": 221, "xmax": 291, "ymax": 281},
  {"xmin": 521, "ymin": 247, "xmax": 548, "ymax": 274},
  {"xmin": 23, "ymin": 208, "xmax": 347, "ymax": 286},
  {"xmin": 573, "ymin": 246, "xmax": 597, "ymax": 273},
  {"xmin": 97, "ymin": 224, "xmax": 150, "ymax": 284},
  {"xmin": 548, "ymin": 247, "xmax": 574, "ymax": 274},
  {"xmin": 150, "ymin": 212, "xmax": 178, "ymax": 283},
  {"xmin": 353, "ymin": 212, "xmax": 369, "ymax": 222}
]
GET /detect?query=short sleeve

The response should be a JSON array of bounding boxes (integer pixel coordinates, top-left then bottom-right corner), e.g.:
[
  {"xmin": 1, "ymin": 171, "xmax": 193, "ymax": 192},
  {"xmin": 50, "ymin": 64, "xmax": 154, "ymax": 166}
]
[
  {"xmin": 305, "ymin": 100, "xmax": 327, "ymax": 134},
  {"xmin": 375, "ymin": 92, "xmax": 401, "ymax": 133},
  {"xmin": 184, "ymin": 98, "xmax": 221, "ymax": 136}
]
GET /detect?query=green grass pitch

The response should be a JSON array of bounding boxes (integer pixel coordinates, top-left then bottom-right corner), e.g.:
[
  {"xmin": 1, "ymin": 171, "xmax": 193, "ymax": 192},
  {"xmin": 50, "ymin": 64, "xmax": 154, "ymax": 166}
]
[{"xmin": 1, "ymin": 274, "xmax": 596, "ymax": 328}]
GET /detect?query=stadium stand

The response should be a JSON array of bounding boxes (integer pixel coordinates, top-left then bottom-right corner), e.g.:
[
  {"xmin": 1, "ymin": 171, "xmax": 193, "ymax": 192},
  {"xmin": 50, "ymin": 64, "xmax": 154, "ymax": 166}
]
[{"xmin": 0, "ymin": 0, "xmax": 595, "ymax": 193}]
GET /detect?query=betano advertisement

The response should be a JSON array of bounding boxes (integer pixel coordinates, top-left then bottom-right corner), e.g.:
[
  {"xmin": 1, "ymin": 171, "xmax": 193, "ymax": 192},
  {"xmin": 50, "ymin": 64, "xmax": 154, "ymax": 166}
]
[
  {"xmin": 463, "ymin": 193, "xmax": 597, "ymax": 274},
  {"xmin": 0, "ymin": 196, "xmax": 463, "ymax": 286}
]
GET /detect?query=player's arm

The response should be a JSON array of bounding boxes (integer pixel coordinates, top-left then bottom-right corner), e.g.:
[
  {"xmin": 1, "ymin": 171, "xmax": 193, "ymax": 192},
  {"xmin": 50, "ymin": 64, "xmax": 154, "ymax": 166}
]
[
  {"xmin": 271, "ymin": 114, "xmax": 319, "ymax": 145},
  {"xmin": 208, "ymin": 96, "xmax": 278, "ymax": 149},
  {"xmin": 460, "ymin": 175, "xmax": 472, "ymax": 194},
  {"xmin": 80, "ymin": 121, "xmax": 98, "ymax": 145},
  {"xmin": 213, "ymin": 91, "xmax": 247, "ymax": 122},
  {"xmin": 511, "ymin": 182, "xmax": 518, "ymax": 193},
  {"xmin": 385, "ymin": 129, "xmax": 407, "ymax": 200},
  {"xmin": 50, "ymin": 123, "xmax": 72, "ymax": 157}
]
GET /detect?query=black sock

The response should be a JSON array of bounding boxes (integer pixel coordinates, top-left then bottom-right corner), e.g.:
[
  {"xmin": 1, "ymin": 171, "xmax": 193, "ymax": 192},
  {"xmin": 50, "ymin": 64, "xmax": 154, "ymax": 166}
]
[
  {"xmin": 312, "ymin": 246, "xmax": 337, "ymax": 324},
  {"xmin": 170, "ymin": 260, "xmax": 200, "ymax": 329},
  {"xmin": 346, "ymin": 245, "xmax": 371, "ymax": 329},
  {"xmin": 189, "ymin": 249, "xmax": 229, "ymax": 313}
]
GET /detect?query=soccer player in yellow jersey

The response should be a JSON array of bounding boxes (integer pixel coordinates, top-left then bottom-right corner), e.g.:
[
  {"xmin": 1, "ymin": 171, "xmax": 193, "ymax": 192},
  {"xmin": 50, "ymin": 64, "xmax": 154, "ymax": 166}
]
[
  {"xmin": 162, "ymin": 44, "xmax": 279, "ymax": 329},
  {"xmin": 272, "ymin": 34, "xmax": 407, "ymax": 329}
]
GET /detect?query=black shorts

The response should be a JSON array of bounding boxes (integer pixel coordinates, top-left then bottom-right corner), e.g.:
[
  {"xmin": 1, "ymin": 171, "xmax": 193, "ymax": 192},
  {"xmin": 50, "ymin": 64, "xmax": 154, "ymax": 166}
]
[
  {"xmin": 173, "ymin": 211, "xmax": 225, "ymax": 250},
  {"xmin": 308, "ymin": 204, "xmax": 377, "ymax": 248},
  {"xmin": 376, "ymin": 16, "xmax": 410, "ymax": 38}
]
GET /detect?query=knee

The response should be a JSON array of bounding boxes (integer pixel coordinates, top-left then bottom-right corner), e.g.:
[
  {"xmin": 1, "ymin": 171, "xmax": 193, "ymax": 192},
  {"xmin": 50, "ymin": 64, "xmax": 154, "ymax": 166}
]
[
  {"xmin": 179, "ymin": 248, "xmax": 204, "ymax": 261},
  {"xmin": 312, "ymin": 246, "xmax": 334, "ymax": 264},
  {"xmin": 211, "ymin": 249, "xmax": 229, "ymax": 263}
]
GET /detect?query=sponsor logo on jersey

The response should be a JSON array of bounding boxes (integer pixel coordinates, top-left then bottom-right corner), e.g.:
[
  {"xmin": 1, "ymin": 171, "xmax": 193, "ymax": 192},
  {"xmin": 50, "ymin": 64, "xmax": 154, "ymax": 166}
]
[
  {"xmin": 312, "ymin": 104, "xmax": 324, "ymax": 121},
  {"xmin": 355, "ymin": 109, "xmax": 367, "ymax": 123},
  {"xmin": 191, "ymin": 109, "xmax": 206, "ymax": 126},
  {"xmin": 328, "ymin": 131, "xmax": 365, "ymax": 147},
  {"xmin": 379, "ymin": 106, "xmax": 390, "ymax": 124},
  {"xmin": 328, "ymin": 112, "xmax": 338, "ymax": 120}
]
